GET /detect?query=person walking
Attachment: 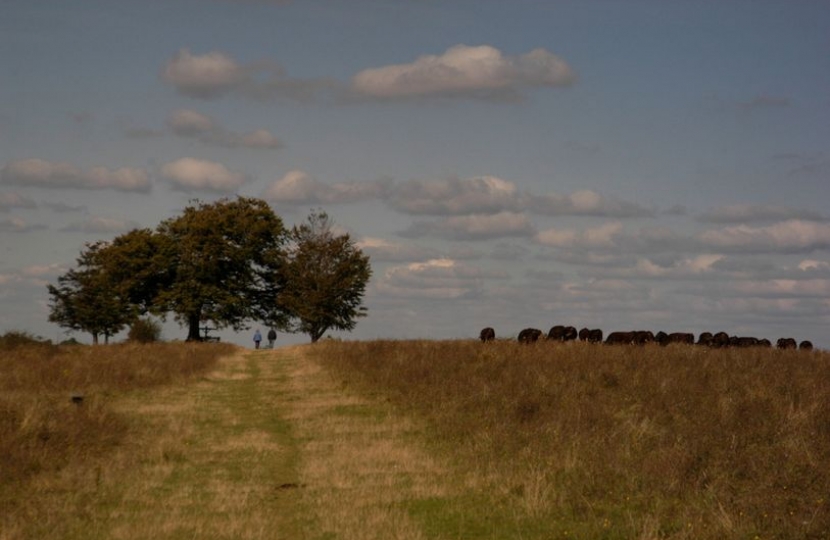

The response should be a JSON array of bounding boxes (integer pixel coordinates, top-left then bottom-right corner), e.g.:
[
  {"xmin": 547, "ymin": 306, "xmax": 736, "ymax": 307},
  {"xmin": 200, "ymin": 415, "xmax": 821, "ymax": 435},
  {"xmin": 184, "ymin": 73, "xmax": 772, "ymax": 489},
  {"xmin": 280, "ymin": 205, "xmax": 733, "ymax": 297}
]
[
  {"xmin": 253, "ymin": 329, "xmax": 262, "ymax": 349},
  {"xmin": 267, "ymin": 328, "xmax": 277, "ymax": 349}
]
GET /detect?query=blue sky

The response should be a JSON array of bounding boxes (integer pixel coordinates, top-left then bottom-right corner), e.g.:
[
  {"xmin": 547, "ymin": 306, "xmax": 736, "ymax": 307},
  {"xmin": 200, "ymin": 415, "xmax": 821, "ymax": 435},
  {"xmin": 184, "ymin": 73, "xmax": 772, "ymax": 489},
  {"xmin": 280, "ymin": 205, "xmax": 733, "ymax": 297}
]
[{"xmin": 2, "ymin": 0, "xmax": 829, "ymax": 347}]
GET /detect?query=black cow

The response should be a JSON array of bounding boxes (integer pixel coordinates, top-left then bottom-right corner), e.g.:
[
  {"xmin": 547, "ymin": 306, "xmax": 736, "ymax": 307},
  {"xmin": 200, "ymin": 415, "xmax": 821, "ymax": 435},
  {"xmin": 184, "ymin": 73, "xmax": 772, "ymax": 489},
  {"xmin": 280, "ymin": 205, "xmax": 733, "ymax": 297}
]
[
  {"xmin": 777, "ymin": 337, "xmax": 797, "ymax": 349},
  {"xmin": 711, "ymin": 332, "xmax": 731, "ymax": 348},
  {"xmin": 548, "ymin": 325, "xmax": 566, "ymax": 341},
  {"xmin": 587, "ymin": 328, "xmax": 603, "ymax": 343},
  {"xmin": 547, "ymin": 325, "xmax": 578, "ymax": 342},
  {"xmin": 732, "ymin": 336, "xmax": 761, "ymax": 348},
  {"xmin": 632, "ymin": 330, "xmax": 655, "ymax": 345},
  {"xmin": 657, "ymin": 332, "xmax": 694, "ymax": 346},
  {"xmin": 578, "ymin": 327, "xmax": 591, "ymax": 341},
  {"xmin": 518, "ymin": 328, "xmax": 543, "ymax": 344},
  {"xmin": 799, "ymin": 340, "xmax": 814, "ymax": 351},
  {"xmin": 697, "ymin": 332, "xmax": 714, "ymax": 346},
  {"xmin": 605, "ymin": 331, "xmax": 635, "ymax": 345},
  {"xmin": 479, "ymin": 327, "xmax": 495, "ymax": 343}
]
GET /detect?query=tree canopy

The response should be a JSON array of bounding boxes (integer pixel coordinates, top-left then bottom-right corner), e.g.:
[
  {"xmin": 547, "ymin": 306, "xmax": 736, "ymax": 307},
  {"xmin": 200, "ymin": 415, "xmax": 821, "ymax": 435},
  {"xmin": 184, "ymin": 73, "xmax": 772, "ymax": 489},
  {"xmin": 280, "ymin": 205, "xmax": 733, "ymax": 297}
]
[
  {"xmin": 47, "ymin": 199, "xmax": 370, "ymax": 344},
  {"xmin": 274, "ymin": 210, "xmax": 371, "ymax": 343}
]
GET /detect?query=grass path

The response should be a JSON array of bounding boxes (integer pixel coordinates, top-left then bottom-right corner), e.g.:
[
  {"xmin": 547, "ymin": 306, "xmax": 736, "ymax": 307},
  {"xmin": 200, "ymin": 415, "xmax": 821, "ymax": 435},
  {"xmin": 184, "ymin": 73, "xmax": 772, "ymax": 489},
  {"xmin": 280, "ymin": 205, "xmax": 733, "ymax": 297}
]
[{"xmin": 43, "ymin": 345, "xmax": 458, "ymax": 540}]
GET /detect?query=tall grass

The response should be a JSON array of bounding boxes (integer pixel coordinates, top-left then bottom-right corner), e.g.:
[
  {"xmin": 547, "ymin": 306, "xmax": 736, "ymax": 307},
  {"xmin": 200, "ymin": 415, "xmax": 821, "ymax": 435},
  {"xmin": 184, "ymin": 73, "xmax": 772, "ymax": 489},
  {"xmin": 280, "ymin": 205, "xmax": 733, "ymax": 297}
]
[
  {"xmin": 0, "ymin": 338, "xmax": 235, "ymax": 537},
  {"xmin": 309, "ymin": 339, "xmax": 830, "ymax": 539}
]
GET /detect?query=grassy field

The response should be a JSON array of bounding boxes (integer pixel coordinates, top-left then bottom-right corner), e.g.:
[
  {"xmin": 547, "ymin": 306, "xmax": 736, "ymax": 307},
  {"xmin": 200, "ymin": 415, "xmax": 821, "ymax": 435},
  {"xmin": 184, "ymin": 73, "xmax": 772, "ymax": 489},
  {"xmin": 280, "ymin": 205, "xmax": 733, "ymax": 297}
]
[
  {"xmin": 308, "ymin": 339, "xmax": 830, "ymax": 540},
  {"xmin": 2, "ymin": 335, "xmax": 828, "ymax": 539}
]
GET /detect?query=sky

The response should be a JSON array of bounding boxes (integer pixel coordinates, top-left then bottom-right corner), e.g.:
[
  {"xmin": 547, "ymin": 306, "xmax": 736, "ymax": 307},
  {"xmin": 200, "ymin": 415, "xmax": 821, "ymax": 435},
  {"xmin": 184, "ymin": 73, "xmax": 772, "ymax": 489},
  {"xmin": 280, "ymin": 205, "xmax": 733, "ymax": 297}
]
[{"xmin": 1, "ymin": 0, "xmax": 829, "ymax": 348}]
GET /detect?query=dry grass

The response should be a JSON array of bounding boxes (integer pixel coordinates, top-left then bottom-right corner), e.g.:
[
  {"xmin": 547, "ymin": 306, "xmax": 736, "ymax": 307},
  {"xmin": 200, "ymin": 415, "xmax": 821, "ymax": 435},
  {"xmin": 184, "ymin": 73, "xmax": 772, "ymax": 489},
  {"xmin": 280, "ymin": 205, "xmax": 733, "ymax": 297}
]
[
  {"xmin": 277, "ymin": 346, "xmax": 459, "ymax": 539},
  {"xmin": 308, "ymin": 339, "xmax": 830, "ymax": 539},
  {"xmin": 0, "ymin": 339, "xmax": 235, "ymax": 539}
]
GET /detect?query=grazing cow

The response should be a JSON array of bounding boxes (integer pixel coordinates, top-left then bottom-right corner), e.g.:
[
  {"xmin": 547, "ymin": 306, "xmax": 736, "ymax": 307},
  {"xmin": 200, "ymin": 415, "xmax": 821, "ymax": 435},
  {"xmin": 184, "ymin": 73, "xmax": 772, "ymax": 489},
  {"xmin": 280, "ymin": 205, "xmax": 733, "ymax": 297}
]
[
  {"xmin": 563, "ymin": 326, "xmax": 578, "ymax": 341},
  {"xmin": 548, "ymin": 325, "xmax": 566, "ymax": 341},
  {"xmin": 479, "ymin": 327, "xmax": 495, "ymax": 343},
  {"xmin": 605, "ymin": 331, "xmax": 635, "ymax": 345},
  {"xmin": 578, "ymin": 327, "xmax": 590, "ymax": 341},
  {"xmin": 799, "ymin": 340, "xmax": 814, "ymax": 351},
  {"xmin": 777, "ymin": 338, "xmax": 797, "ymax": 350},
  {"xmin": 697, "ymin": 332, "xmax": 714, "ymax": 347},
  {"xmin": 587, "ymin": 328, "xmax": 603, "ymax": 343},
  {"xmin": 711, "ymin": 332, "xmax": 731, "ymax": 348},
  {"xmin": 733, "ymin": 336, "xmax": 760, "ymax": 348},
  {"xmin": 758, "ymin": 339, "xmax": 772, "ymax": 347},
  {"xmin": 518, "ymin": 328, "xmax": 543, "ymax": 344},
  {"xmin": 657, "ymin": 332, "xmax": 694, "ymax": 346},
  {"xmin": 632, "ymin": 330, "xmax": 655, "ymax": 345}
]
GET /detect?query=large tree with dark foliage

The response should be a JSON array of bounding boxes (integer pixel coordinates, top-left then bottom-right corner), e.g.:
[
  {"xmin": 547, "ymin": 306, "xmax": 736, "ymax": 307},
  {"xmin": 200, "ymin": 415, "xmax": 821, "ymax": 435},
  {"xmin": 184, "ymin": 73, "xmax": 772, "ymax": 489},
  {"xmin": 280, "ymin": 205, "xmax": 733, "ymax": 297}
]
[
  {"xmin": 48, "ymin": 197, "xmax": 289, "ymax": 342},
  {"xmin": 154, "ymin": 197, "xmax": 287, "ymax": 341},
  {"xmin": 273, "ymin": 210, "xmax": 371, "ymax": 343}
]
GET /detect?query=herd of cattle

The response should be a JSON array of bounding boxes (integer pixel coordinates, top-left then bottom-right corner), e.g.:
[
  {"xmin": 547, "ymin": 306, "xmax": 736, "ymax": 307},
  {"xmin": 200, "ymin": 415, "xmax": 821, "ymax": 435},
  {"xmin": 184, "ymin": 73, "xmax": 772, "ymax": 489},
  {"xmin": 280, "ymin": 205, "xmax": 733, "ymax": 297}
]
[{"xmin": 478, "ymin": 326, "xmax": 814, "ymax": 351}]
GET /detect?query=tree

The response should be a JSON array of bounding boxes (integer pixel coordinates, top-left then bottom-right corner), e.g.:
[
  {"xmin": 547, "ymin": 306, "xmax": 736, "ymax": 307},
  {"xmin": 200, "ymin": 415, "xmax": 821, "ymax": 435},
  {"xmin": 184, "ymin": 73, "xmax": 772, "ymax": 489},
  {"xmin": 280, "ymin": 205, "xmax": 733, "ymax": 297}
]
[
  {"xmin": 47, "ymin": 242, "xmax": 133, "ymax": 344},
  {"xmin": 154, "ymin": 197, "xmax": 287, "ymax": 341},
  {"xmin": 275, "ymin": 210, "xmax": 371, "ymax": 343}
]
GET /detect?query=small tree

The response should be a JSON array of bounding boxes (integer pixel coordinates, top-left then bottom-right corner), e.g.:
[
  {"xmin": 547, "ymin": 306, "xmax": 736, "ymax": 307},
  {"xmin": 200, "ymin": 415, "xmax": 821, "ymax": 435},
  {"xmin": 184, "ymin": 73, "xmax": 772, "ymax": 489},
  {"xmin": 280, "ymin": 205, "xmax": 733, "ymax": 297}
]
[
  {"xmin": 47, "ymin": 243, "xmax": 132, "ymax": 344},
  {"xmin": 274, "ymin": 210, "xmax": 371, "ymax": 343}
]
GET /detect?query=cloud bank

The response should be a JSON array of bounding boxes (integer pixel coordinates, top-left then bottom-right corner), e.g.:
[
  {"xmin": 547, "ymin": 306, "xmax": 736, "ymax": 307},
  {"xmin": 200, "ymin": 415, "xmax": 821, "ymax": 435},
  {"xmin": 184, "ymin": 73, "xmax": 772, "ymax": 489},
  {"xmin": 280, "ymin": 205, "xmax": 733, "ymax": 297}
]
[{"xmin": 1, "ymin": 159, "xmax": 151, "ymax": 192}]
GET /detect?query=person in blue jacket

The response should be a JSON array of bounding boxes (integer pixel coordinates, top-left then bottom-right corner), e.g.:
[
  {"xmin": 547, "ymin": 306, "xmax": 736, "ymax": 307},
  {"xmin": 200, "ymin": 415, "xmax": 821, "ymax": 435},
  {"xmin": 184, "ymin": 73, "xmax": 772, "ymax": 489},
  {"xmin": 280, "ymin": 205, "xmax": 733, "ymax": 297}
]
[{"xmin": 253, "ymin": 329, "xmax": 262, "ymax": 349}]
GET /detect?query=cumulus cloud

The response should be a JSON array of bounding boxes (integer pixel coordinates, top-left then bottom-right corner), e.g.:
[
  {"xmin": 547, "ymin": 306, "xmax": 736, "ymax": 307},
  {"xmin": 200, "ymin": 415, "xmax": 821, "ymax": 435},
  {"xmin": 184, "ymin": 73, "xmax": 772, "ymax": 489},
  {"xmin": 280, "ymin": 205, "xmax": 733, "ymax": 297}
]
[
  {"xmin": 167, "ymin": 109, "xmax": 283, "ymax": 149},
  {"xmin": 0, "ymin": 216, "xmax": 46, "ymax": 233},
  {"xmin": 698, "ymin": 220, "xmax": 830, "ymax": 253},
  {"xmin": 697, "ymin": 203, "xmax": 826, "ymax": 224},
  {"xmin": 1, "ymin": 159, "xmax": 151, "ymax": 192},
  {"xmin": 60, "ymin": 217, "xmax": 140, "ymax": 234},
  {"xmin": 356, "ymin": 237, "xmax": 443, "ymax": 262},
  {"xmin": 528, "ymin": 189, "xmax": 655, "ymax": 218},
  {"xmin": 401, "ymin": 212, "xmax": 535, "ymax": 241},
  {"xmin": 351, "ymin": 44, "xmax": 575, "ymax": 101},
  {"xmin": 377, "ymin": 258, "xmax": 506, "ymax": 299},
  {"xmin": 160, "ymin": 158, "xmax": 246, "ymax": 193},
  {"xmin": 535, "ymin": 221, "xmax": 624, "ymax": 249},
  {"xmin": 0, "ymin": 192, "xmax": 36, "ymax": 212},
  {"xmin": 161, "ymin": 49, "xmax": 336, "ymax": 102},
  {"xmin": 387, "ymin": 176, "xmax": 520, "ymax": 215},
  {"xmin": 263, "ymin": 170, "xmax": 391, "ymax": 204},
  {"xmin": 161, "ymin": 49, "xmax": 246, "ymax": 99}
]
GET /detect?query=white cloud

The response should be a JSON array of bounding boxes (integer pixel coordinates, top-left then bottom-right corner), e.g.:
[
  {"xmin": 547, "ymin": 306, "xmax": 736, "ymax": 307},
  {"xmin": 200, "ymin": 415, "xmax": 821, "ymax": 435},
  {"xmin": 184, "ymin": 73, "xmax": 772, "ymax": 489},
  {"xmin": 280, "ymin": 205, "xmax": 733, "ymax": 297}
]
[
  {"xmin": 0, "ymin": 192, "xmax": 36, "ymax": 212},
  {"xmin": 161, "ymin": 49, "xmax": 246, "ymax": 99},
  {"xmin": 168, "ymin": 109, "xmax": 216, "ymax": 135},
  {"xmin": 161, "ymin": 49, "xmax": 336, "ymax": 103},
  {"xmin": 528, "ymin": 189, "xmax": 655, "ymax": 218},
  {"xmin": 0, "ymin": 216, "xmax": 46, "ymax": 233},
  {"xmin": 536, "ymin": 221, "xmax": 624, "ymax": 249},
  {"xmin": 698, "ymin": 220, "xmax": 830, "ymax": 253},
  {"xmin": 387, "ymin": 176, "xmax": 520, "ymax": 215},
  {"xmin": 356, "ymin": 237, "xmax": 443, "ymax": 262},
  {"xmin": 401, "ymin": 212, "xmax": 535, "ymax": 241},
  {"xmin": 351, "ymin": 44, "xmax": 575, "ymax": 101},
  {"xmin": 1, "ymin": 159, "xmax": 151, "ymax": 192},
  {"xmin": 161, "ymin": 158, "xmax": 246, "ymax": 193},
  {"xmin": 698, "ymin": 203, "xmax": 826, "ymax": 224},
  {"xmin": 263, "ymin": 170, "xmax": 391, "ymax": 204},
  {"xmin": 60, "ymin": 217, "xmax": 140, "ymax": 234},
  {"xmin": 167, "ymin": 109, "xmax": 283, "ymax": 149},
  {"xmin": 377, "ymin": 258, "xmax": 506, "ymax": 299}
]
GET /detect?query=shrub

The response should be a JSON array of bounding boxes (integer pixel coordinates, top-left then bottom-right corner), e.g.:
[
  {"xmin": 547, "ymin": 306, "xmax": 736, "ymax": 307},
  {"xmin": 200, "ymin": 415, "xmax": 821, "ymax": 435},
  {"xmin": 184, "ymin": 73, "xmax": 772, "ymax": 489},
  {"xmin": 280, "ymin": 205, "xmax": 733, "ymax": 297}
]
[
  {"xmin": 0, "ymin": 331, "xmax": 52, "ymax": 351},
  {"xmin": 127, "ymin": 317, "xmax": 162, "ymax": 343}
]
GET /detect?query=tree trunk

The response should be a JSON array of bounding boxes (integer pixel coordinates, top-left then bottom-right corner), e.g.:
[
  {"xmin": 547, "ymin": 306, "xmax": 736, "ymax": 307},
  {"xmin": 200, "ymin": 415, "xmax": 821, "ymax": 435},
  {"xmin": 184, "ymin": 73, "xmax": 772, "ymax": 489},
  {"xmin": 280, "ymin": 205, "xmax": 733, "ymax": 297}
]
[
  {"xmin": 91, "ymin": 332, "xmax": 99, "ymax": 345},
  {"xmin": 187, "ymin": 313, "xmax": 202, "ymax": 341}
]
